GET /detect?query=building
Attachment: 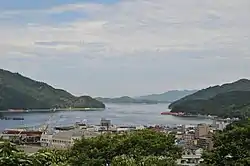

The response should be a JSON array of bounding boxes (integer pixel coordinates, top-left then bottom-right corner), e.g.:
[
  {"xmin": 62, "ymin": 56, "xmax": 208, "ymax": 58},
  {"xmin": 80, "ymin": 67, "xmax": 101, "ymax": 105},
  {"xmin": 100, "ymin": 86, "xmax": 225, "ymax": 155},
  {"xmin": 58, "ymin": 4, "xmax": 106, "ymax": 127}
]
[
  {"xmin": 195, "ymin": 124, "xmax": 209, "ymax": 138},
  {"xmin": 40, "ymin": 129, "xmax": 101, "ymax": 148},
  {"xmin": 216, "ymin": 121, "xmax": 230, "ymax": 131},
  {"xmin": 177, "ymin": 148, "xmax": 204, "ymax": 166},
  {"xmin": 0, "ymin": 129, "xmax": 42, "ymax": 145},
  {"xmin": 197, "ymin": 137, "xmax": 213, "ymax": 151}
]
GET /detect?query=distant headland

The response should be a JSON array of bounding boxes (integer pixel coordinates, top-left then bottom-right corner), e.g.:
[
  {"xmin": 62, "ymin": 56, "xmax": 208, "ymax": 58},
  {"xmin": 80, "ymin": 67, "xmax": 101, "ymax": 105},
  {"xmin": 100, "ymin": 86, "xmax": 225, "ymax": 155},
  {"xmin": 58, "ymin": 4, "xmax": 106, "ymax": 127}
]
[{"xmin": 0, "ymin": 69, "xmax": 105, "ymax": 111}]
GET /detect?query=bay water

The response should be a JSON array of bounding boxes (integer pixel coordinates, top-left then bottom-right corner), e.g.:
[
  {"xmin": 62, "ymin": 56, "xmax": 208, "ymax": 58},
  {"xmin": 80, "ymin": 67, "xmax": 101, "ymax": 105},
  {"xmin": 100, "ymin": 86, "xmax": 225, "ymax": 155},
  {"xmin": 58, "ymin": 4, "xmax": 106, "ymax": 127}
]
[{"xmin": 0, "ymin": 103, "xmax": 212, "ymax": 131}]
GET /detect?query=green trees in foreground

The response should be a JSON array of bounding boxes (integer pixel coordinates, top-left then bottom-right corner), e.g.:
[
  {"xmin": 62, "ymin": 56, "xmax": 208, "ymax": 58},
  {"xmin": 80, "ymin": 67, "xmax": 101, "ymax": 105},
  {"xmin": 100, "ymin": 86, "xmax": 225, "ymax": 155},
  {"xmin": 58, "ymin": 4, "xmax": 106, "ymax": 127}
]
[
  {"xmin": 202, "ymin": 118, "xmax": 250, "ymax": 166},
  {"xmin": 1, "ymin": 119, "xmax": 250, "ymax": 166},
  {"xmin": 0, "ymin": 129, "xmax": 181, "ymax": 166}
]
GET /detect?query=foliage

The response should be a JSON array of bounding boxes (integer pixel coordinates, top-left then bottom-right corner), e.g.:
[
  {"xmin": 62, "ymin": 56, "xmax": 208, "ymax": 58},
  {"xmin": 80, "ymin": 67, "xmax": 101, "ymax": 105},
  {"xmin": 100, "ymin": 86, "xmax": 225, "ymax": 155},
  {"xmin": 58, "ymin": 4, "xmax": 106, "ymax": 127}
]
[
  {"xmin": 0, "ymin": 141, "xmax": 31, "ymax": 166},
  {"xmin": 0, "ymin": 69, "xmax": 105, "ymax": 110},
  {"xmin": 138, "ymin": 90, "xmax": 197, "ymax": 102},
  {"xmin": 68, "ymin": 129, "xmax": 181, "ymax": 166},
  {"xmin": 0, "ymin": 141, "xmax": 69, "ymax": 166},
  {"xmin": 169, "ymin": 79, "xmax": 250, "ymax": 118},
  {"xmin": 112, "ymin": 155, "xmax": 177, "ymax": 166},
  {"xmin": 202, "ymin": 118, "xmax": 250, "ymax": 166}
]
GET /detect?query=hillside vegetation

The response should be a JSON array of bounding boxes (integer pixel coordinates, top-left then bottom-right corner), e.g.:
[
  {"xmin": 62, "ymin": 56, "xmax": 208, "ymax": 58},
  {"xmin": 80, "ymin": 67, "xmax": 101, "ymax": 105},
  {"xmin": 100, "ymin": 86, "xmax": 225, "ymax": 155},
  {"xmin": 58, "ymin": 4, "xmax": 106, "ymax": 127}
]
[
  {"xmin": 96, "ymin": 96, "xmax": 158, "ymax": 104},
  {"xmin": 137, "ymin": 90, "xmax": 197, "ymax": 102},
  {"xmin": 0, "ymin": 69, "xmax": 105, "ymax": 110},
  {"xmin": 169, "ymin": 79, "xmax": 250, "ymax": 118}
]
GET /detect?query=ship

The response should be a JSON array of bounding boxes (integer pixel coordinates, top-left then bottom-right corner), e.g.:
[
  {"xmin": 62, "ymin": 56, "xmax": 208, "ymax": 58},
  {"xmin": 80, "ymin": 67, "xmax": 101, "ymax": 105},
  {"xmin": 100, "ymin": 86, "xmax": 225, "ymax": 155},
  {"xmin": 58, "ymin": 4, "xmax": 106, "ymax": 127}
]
[
  {"xmin": 8, "ymin": 109, "xmax": 29, "ymax": 113},
  {"xmin": 161, "ymin": 112, "xmax": 185, "ymax": 116},
  {"xmin": 51, "ymin": 107, "xmax": 105, "ymax": 111},
  {"xmin": 0, "ymin": 117, "xmax": 24, "ymax": 120}
]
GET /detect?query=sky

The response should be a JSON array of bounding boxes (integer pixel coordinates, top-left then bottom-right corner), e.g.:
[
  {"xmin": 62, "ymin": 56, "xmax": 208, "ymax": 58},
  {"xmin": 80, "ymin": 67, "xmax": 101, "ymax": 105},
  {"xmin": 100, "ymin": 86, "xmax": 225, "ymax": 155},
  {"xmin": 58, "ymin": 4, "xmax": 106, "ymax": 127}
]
[{"xmin": 0, "ymin": 0, "xmax": 249, "ymax": 97}]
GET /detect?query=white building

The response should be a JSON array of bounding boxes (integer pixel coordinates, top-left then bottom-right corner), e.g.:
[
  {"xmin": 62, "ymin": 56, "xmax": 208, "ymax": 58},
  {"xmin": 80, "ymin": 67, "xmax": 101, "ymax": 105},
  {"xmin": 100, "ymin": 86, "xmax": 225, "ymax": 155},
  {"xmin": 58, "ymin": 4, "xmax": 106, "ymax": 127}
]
[
  {"xmin": 216, "ymin": 121, "xmax": 230, "ymax": 131},
  {"xmin": 177, "ymin": 148, "xmax": 204, "ymax": 166},
  {"xmin": 40, "ymin": 129, "xmax": 101, "ymax": 148}
]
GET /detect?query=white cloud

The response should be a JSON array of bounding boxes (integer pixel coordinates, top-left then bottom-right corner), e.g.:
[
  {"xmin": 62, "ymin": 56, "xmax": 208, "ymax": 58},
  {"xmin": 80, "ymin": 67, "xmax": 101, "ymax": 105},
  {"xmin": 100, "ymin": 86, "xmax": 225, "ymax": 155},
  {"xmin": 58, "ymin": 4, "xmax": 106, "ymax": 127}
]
[
  {"xmin": 0, "ymin": 0, "xmax": 250, "ymax": 96},
  {"xmin": 0, "ymin": 0, "xmax": 249, "ymax": 58}
]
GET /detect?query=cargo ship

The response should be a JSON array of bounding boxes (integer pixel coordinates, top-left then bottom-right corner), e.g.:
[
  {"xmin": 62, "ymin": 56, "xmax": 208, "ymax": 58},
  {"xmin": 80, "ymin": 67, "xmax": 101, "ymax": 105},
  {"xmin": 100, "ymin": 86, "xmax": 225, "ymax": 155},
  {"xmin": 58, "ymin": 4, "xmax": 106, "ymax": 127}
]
[{"xmin": 161, "ymin": 112, "xmax": 185, "ymax": 116}]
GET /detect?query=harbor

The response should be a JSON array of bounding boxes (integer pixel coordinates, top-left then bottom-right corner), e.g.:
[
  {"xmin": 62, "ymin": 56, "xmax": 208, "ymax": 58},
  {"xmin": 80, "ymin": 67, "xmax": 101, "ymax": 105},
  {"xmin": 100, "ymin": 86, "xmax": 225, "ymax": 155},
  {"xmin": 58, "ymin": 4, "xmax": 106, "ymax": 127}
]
[
  {"xmin": 0, "ymin": 116, "xmax": 238, "ymax": 166},
  {"xmin": 0, "ymin": 104, "xmax": 241, "ymax": 166},
  {"xmin": 0, "ymin": 103, "xmax": 235, "ymax": 148},
  {"xmin": 0, "ymin": 103, "xmax": 213, "ymax": 132}
]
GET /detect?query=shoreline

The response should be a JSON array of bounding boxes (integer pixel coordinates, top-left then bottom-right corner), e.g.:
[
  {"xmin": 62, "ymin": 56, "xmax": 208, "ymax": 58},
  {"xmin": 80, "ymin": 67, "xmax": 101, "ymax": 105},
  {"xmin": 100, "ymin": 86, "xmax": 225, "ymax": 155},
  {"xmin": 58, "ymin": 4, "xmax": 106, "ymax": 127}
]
[{"xmin": 0, "ymin": 108, "xmax": 105, "ymax": 113}]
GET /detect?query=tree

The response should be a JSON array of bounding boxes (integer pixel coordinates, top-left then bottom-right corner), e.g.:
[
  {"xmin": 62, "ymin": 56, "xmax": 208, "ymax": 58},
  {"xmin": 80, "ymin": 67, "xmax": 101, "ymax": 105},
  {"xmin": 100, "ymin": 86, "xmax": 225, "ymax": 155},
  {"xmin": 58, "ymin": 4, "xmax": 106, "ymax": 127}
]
[
  {"xmin": 202, "ymin": 118, "xmax": 250, "ymax": 166},
  {"xmin": 112, "ymin": 155, "xmax": 177, "ymax": 166},
  {"xmin": 68, "ymin": 129, "xmax": 182, "ymax": 165},
  {"xmin": 0, "ymin": 141, "xmax": 68, "ymax": 166},
  {"xmin": 32, "ymin": 149, "xmax": 69, "ymax": 166},
  {"xmin": 1, "ymin": 130, "xmax": 182, "ymax": 166},
  {"xmin": 0, "ymin": 141, "xmax": 32, "ymax": 166}
]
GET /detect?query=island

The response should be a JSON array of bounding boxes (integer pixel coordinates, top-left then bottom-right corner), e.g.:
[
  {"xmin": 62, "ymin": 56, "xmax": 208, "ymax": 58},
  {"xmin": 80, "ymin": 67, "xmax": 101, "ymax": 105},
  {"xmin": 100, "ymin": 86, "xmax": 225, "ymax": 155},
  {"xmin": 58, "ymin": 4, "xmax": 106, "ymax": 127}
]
[
  {"xmin": 169, "ymin": 79, "xmax": 250, "ymax": 118},
  {"xmin": 137, "ymin": 90, "xmax": 197, "ymax": 103},
  {"xmin": 0, "ymin": 69, "xmax": 105, "ymax": 111},
  {"xmin": 96, "ymin": 90, "xmax": 197, "ymax": 104},
  {"xmin": 95, "ymin": 96, "xmax": 158, "ymax": 104}
]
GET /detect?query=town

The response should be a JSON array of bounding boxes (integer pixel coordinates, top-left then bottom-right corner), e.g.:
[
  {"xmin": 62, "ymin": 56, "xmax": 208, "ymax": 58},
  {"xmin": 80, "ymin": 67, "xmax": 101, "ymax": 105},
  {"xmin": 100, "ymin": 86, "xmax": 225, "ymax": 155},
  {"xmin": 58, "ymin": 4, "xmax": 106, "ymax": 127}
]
[{"xmin": 0, "ymin": 117, "xmax": 236, "ymax": 166}]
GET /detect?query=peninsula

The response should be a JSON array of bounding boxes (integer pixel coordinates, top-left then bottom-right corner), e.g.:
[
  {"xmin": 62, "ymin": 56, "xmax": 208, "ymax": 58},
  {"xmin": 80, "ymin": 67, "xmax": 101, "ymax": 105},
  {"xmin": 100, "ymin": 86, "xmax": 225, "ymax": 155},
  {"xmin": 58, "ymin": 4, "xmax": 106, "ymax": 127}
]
[
  {"xmin": 169, "ymin": 79, "xmax": 250, "ymax": 118},
  {"xmin": 0, "ymin": 69, "xmax": 105, "ymax": 110},
  {"xmin": 95, "ymin": 96, "xmax": 158, "ymax": 104}
]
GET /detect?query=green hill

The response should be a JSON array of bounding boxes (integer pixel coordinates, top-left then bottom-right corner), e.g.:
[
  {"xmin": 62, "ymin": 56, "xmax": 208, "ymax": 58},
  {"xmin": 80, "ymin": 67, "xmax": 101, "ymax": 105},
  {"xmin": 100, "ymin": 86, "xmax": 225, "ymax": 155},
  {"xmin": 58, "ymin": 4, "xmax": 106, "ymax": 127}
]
[
  {"xmin": 0, "ymin": 69, "xmax": 105, "ymax": 110},
  {"xmin": 96, "ymin": 96, "xmax": 158, "ymax": 104},
  {"xmin": 169, "ymin": 79, "xmax": 250, "ymax": 118},
  {"xmin": 137, "ymin": 90, "xmax": 197, "ymax": 102}
]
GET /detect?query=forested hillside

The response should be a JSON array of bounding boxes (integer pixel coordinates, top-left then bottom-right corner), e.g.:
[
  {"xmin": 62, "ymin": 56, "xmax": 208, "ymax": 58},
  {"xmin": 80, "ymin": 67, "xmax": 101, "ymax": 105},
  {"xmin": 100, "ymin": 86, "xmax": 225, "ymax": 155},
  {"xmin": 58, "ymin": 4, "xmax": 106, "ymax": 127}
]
[{"xmin": 0, "ymin": 69, "xmax": 105, "ymax": 110}]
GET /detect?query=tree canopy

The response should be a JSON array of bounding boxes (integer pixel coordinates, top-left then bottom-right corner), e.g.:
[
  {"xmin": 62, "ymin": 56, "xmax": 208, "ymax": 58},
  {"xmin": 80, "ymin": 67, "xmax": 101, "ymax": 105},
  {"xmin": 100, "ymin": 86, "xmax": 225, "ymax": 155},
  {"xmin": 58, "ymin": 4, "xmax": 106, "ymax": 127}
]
[
  {"xmin": 0, "ymin": 129, "xmax": 181, "ymax": 166},
  {"xmin": 68, "ymin": 129, "xmax": 182, "ymax": 166},
  {"xmin": 202, "ymin": 118, "xmax": 250, "ymax": 166},
  {"xmin": 0, "ymin": 69, "xmax": 105, "ymax": 110},
  {"xmin": 169, "ymin": 79, "xmax": 250, "ymax": 118}
]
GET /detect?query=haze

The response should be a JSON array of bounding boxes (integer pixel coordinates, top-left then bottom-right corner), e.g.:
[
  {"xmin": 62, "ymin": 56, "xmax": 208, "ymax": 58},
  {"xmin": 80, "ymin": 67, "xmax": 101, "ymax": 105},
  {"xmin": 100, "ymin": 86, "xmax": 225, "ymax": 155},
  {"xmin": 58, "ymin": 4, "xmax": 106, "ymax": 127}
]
[{"xmin": 0, "ymin": 0, "xmax": 249, "ymax": 97}]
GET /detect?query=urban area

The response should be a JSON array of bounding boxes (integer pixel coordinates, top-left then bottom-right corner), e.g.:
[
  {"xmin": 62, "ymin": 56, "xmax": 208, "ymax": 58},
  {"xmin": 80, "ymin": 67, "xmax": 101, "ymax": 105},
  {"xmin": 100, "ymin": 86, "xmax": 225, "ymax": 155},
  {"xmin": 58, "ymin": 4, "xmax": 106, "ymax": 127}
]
[{"xmin": 0, "ymin": 117, "xmax": 235, "ymax": 166}]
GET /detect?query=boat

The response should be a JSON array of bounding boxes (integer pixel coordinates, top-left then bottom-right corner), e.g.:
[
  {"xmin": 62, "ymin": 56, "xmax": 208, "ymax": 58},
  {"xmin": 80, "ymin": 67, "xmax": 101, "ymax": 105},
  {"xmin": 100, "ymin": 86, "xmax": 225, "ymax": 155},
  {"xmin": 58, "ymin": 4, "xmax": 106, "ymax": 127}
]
[
  {"xmin": 54, "ymin": 126, "xmax": 75, "ymax": 131},
  {"xmin": 161, "ymin": 112, "xmax": 184, "ymax": 116},
  {"xmin": 7, "ymin": 109, "xmax": 29, "ymax": 113},
  {"xmin": 0, "ymin": 117, "xmax": 24, "ymax": 120},
  {"xmin": 52, "ymin": 107, "xmax": 105, "ymax": 111}
]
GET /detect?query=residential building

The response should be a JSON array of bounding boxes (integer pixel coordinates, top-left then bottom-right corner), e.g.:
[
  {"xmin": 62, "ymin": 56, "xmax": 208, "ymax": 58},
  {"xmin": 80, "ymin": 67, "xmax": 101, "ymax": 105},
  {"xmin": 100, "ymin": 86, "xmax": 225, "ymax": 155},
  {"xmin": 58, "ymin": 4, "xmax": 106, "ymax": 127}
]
[
  {"xmin": 195, "ymin": 124, "xmax": 209, "ymax": 138},
  {"xmin": 197, "ymin": 137, "xmax": 214, "ymax": 151},
  {"xmin": 177, "ymin": 148, "xmax": 204, "ymax": 166}
]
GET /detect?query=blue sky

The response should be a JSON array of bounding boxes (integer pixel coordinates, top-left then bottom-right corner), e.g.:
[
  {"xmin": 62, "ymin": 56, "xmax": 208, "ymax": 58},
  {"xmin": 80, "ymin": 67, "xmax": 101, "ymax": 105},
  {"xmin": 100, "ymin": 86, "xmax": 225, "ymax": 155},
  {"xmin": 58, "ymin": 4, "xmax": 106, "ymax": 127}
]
[
  {"xmin": 0, "ymin": 0, "xmax": 118, "ymax": 10},
  {"xmin": 0, "ymin": 0, "xmax": 250, "ymax": 97}
]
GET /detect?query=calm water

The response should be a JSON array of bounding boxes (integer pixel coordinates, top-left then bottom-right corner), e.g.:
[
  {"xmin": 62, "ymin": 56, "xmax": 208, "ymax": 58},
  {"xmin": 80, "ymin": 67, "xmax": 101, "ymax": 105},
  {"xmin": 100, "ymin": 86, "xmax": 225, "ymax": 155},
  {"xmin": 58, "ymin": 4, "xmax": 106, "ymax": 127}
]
[{"xmin": 0, "ymin": 103, "xmax": 212, "ymax": 131}]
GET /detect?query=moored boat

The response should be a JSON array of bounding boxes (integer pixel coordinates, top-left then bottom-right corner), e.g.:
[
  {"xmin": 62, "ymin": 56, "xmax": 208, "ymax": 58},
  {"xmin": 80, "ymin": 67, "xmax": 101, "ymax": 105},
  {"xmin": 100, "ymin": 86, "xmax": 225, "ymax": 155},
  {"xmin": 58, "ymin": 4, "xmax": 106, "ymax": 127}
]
[
  {"xmin": 161, "ymin": 112, "xmax": 184, "ymax": 116},
  {"xmin": 0, "ymin": 117, "xmax": 24, "ymax": 120}
]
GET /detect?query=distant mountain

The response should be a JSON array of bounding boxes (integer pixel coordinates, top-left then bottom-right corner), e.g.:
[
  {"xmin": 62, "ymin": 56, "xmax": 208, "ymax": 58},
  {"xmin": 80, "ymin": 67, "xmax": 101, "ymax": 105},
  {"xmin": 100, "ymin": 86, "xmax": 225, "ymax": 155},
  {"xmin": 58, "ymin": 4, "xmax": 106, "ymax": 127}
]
[
  {"xmin": 96, "ymin": 96, "xmax": 158, "ymax": 104},
  {"xmin": 137, "ymin": 90, "xmax": 197, "ymax": 102},
  {"xmin": 0, "ymin": 69, "xmax": 105, "ymax": 110},
  {"xmin": 169, "ymin": 79, "xmax": 250, "ymax": 118}
]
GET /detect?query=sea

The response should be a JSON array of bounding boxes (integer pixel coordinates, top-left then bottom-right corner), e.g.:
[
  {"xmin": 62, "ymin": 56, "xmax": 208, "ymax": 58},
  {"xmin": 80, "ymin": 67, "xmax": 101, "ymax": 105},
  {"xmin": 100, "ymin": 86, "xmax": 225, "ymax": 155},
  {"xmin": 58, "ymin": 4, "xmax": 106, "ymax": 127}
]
[{"xmin": 0, "ymin": 103, "xmax": 212, "ymax": 131}]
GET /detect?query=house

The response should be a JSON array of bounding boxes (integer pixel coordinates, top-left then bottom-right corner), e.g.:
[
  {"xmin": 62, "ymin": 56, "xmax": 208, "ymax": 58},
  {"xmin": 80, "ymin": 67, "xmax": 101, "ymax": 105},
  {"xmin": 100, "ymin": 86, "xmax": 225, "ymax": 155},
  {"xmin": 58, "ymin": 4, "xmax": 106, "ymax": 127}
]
[{"xmin": 177, "ymin": 148, "xmax": 204, "ymax": 166}]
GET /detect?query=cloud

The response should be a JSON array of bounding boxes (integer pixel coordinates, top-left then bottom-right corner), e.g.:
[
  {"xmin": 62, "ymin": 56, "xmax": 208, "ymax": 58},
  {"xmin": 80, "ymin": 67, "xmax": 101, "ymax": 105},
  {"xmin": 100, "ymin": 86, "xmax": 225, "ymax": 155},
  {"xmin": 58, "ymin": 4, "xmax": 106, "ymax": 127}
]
[
  {"xmin": 0, "ymin": 0, "xmax": 249, "ymax": 96},
  {"xmin": 1, "ymin": 0, "xmax": 249, "ymax": 57}
]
